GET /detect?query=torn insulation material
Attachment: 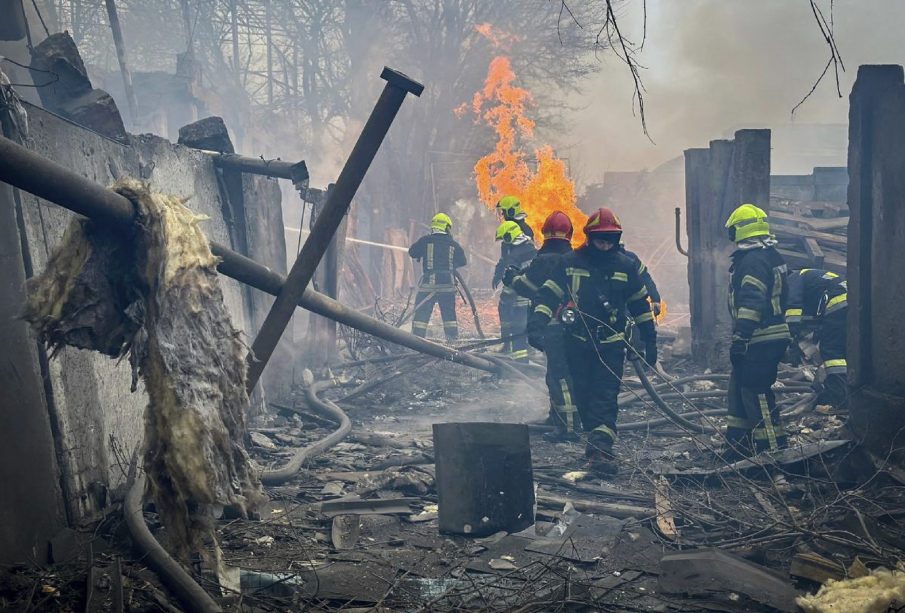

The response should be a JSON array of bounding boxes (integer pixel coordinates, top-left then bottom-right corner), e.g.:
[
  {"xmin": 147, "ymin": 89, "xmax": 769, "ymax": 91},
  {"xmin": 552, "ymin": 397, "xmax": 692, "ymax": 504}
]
[
  {"xmin": 797, "ymin": 569, "xmax": 905, "ymax": 613},
  {"xmin": 24, "ymin": 178, "xmax": 263, "ymax": 558}
]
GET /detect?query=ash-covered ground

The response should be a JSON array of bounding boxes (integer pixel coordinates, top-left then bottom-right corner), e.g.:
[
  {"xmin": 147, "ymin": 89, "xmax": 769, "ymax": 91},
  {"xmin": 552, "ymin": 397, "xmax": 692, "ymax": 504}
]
[{"xmin": 5, "ymin": 329, "xmax": 902, "ymax": 613}]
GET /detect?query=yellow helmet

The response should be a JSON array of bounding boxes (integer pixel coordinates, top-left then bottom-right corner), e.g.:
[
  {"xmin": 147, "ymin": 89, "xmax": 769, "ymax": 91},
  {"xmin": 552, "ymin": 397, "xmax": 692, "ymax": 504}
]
[
  {"xmin": 725, "ymin": 203, "xmax": 771, "ymax": 242},
  {"xmin": 495, "ymin": 195, "xmax": 525, "ymax": 220},
  {"xmin": 431, "ymin": 212, "xmax": 452, "ymax": 232},
  {"xmin": 495, "ymin": 220, "xmax": 524, "ymax": 243}
]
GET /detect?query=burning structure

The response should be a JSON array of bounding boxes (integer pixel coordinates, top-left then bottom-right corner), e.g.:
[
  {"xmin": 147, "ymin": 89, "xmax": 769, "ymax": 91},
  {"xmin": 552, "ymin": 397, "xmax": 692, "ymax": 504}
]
[{"xmin": 1, "ymin": 2, "xmax": 905, "ymax": 612}]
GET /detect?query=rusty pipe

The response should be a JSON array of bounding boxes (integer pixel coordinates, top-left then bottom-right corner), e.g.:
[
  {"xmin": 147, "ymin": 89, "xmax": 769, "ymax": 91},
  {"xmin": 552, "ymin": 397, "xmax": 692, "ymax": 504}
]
[
  {"xmin": 246, "ymin": 67, "xmax": 424, "ymax": 393},
  {"xmin": 204, "ymin": 151, "xmax": 309, "ymax": 186},
  {"xmin": 0, "ymin": 135, "xmax": 500, "ymax": 375},
  {"xmin": 675, "ymin": 207, "xmax": 688, "ymax": 257}
]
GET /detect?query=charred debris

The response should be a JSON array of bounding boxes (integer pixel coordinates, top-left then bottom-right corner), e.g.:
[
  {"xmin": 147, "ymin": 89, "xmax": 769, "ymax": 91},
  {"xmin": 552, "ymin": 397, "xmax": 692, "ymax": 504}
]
[{"xmin": 2, "ymin": 5, "xmax": 905, "ymax": 613}]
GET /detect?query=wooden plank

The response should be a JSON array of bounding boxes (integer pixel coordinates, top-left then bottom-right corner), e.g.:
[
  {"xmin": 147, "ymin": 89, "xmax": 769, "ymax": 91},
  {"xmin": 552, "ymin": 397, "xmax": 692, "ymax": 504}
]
[
  {"xmin": 790, "ymin": 552, "xmax": 844, "ymax": 584},
  {"xmin": 654, "ymin": 476, "xmax": 678, "ymax": 541},
  {"xmin": 772, "ymin": 223, "xmax": 848, "ymax": 247},
  {"xmin": 804, "ymin": 238, "xmax": 825, "ymax": 267},
  {"xmin": 769, "ymin": 209, "xmax": 849, "ymax": 231},
  {"xmin": 659, "ymin": 549, "xmax": 799, "ymax": 612},
  {"xmin": 536, "ymin": 493, "xmax": 655, "ymax": 519}
]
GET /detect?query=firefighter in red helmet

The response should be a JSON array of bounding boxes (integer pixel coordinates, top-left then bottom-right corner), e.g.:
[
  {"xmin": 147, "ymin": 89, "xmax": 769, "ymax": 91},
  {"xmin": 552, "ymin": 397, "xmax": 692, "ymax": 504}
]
[
  {"xmin": 527, "ymin": 208, "xmax": 657, "ymax": 474},
  {"xmin": 504, "ymin": 211, "xmax": 579, "ymax": 440}
]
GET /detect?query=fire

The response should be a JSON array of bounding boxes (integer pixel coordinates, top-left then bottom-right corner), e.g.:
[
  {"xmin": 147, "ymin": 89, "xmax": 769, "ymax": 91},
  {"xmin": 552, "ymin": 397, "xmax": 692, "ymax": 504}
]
[{"xmin": 463, "ymin": 31, "xmax": 587, "ymax": 246}]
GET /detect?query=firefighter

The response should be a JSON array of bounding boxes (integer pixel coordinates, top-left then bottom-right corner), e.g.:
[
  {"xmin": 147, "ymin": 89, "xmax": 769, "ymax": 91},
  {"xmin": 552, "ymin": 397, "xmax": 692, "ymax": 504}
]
[
  {"xmin": 504, "ymin": 211, "xmax": 579, "ymax": 440},
  {"xmin": 724, "ymin": 204, "xmax": 791, "ymax": 458},
  {"xmin": 526, "ymin": 208, "xmax": 657, "ymax": 474},
  {"xmin": 496, "ymin": 195, "xmax": 535, "ymax": 240},
  {"xmin": 493, "ymin": 220, "xmax": 537, "ymax": 362},
  {"xmin": 785, "ymin": 268, "xmax": 848, "ymax": 406},
  {"xmin": 408, "ymin": 213, "xmax": 467, "ymax": 341}
]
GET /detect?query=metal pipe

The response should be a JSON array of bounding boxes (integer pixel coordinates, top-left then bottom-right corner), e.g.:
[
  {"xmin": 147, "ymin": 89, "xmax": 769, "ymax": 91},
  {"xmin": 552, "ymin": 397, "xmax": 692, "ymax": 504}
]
[
  {"xmin": 215, "ymin": 248, "xmax": 500, "ymax": 373},
  {"xmin": 0, "ymin": 135, "xmax": 500, "ymax": 375},
  {"xmin": 205, "ymin": 152, "xmax": 309, "ymax": 185},
  {"xmin": 675, "ymin": 207, "xmax": 688, "ymax": 257},
  {"xmin": 245, "ymin": 67, "xmax": 424, "ymax": 393}
]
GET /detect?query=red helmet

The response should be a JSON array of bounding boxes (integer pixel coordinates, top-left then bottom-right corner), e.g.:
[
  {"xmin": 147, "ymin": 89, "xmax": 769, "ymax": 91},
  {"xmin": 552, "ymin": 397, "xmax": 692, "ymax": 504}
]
[
  {"xmin": 584, "ymin": 207, "xmax": 623, "ymax": 236},
  {"xmin": 542, "ymin": 211, "xmax": 573, "ymax": 241}
]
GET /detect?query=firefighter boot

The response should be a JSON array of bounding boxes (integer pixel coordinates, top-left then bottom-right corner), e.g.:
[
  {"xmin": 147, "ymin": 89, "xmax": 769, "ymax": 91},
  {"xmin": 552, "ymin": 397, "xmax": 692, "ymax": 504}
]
[{"xmin": 585, "ymin": 431, "xmax": 617, "ymax": 476}]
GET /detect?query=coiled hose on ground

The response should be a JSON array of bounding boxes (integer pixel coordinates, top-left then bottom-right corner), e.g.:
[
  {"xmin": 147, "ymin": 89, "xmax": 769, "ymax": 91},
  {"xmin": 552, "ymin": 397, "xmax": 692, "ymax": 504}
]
[
  {"xmin": 630, "ymin": 357, "xmax": 720, "ymax": 434},
  {"xmin": 261, "ymin": 379, "xmax": 352, "ymax": 485}
]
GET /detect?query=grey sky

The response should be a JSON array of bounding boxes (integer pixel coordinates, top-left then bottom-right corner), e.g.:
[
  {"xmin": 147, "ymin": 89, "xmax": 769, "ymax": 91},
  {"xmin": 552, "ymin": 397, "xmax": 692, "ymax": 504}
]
[{"xmin": 558, "ymin": 0, "xmax": 905, "ymax": 182}]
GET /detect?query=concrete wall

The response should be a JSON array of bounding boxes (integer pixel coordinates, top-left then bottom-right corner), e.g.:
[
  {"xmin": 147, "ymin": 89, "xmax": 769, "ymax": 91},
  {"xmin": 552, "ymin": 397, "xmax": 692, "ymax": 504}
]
[
  {"xmin": 846, "ymin": 65, "xmax": 905, "ymax": 458},
  {"xmin": 1, "ymin": 103, "xmax": 286, "ymax": 560},
  {"xmin": 771, "ymin": 167, "xmax": 848, "ymax": 204},
  {"xmin": 684, "ymin": 129, "xmax": 771, "ymax": 368}
]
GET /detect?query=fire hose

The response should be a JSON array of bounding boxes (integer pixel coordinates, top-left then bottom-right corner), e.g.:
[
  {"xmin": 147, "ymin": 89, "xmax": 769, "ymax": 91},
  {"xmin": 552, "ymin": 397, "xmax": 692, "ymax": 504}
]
[
  {"xmin": 619, "ymin": 391, "xmax": 816, "ymax": 432},
  {"xmin": 124, "ymin": 477, "xmax": 222, "ymax": 613},
  {"xmin": 630, "ymin": 357, "xmax": 720, "ymax": 434},
  {"xmin": 454, "ymin": 270, "xmax": 485, "ymax": 339},
  {"xmin": 260, "ymin": 379, "xmax": 351, "ymax": 485}
]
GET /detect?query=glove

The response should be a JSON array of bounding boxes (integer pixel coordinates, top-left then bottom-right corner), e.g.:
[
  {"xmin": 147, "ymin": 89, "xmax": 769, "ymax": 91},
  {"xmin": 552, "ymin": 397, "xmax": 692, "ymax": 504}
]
[
  {"xmin": 644, "ymin": 340, "xmax": 658, "ymax": 366},
  {"xmin": 502, "ymin": 266, "xmax": 519, "ymax": 287},
  {"xmin": 492, "ymin": 277, "xmax": 501, "ymax": 290},
  {"xmin": 528, "ymin": 332, "xmax": 545, "ymax": 351},
  {"xmin": 729, "ymin": 339, "xmax": 748, "ymax": 368},
  {"xmin": 651, "ymin": 301, "xmax": 662, "ymax": 317}
]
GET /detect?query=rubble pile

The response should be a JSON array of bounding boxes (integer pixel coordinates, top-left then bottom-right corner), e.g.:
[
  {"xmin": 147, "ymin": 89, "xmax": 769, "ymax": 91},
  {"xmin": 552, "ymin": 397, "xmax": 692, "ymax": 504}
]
[
  {"xmin": 201, "ymin": 350, "xmax": 905, "ymax": 611},
  {"xmin": 770, "ymin": 198, "xmax": 848, "ymax": 274}
]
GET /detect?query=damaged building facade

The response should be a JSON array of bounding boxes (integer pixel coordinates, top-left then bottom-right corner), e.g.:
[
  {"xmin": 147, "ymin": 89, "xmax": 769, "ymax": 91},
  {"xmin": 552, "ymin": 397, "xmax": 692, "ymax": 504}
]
[
  {"xmin": 4, "ymin": 3, "xmax": 905, "ymax": 612},
  {"xmin": 0, "ymin": 75, "xmax": 289, "ymax": 562}
]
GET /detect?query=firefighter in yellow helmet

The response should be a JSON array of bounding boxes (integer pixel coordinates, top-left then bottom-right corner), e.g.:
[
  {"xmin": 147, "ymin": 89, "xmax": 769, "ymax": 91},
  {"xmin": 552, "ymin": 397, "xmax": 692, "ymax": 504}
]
[
  {"xmin": 494, "ymin": 220, "xmax": 537, "ymax": 362},
  {"xmin": 495, "ymin": 195, "xmax": 535, "ymax": 240},
  {"xmin": 723, "ymin": 204, "xmax": 791, "ymax": 458},
  {"xmin": 408, "ymin": 213, "xmax": 467, "ymax": 341}
]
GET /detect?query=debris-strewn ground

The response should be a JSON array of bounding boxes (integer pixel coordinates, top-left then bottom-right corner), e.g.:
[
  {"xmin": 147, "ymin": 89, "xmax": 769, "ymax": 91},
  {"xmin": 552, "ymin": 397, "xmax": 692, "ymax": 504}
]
[{"xmin": 4, "ymin": 325, "xmax": 905, "ymax": 612}]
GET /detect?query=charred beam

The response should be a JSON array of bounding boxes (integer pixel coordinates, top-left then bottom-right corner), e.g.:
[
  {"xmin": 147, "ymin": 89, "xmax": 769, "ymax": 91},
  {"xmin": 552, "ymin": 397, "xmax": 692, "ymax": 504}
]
[{"xmin": 245, "ymin": 67, "xmax": 424, "ymax": 392}]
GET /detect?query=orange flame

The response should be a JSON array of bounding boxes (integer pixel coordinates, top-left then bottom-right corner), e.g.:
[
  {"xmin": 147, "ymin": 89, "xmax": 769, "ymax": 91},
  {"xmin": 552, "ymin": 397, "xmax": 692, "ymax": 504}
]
[{"xmin": 463, "ymin": 39, "xmax": 587, "ymax": 245}]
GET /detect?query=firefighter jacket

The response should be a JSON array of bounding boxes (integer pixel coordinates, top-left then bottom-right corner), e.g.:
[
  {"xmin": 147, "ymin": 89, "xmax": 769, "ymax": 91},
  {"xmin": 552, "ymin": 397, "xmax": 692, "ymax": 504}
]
[
  {"xmin": 528, "ymin": 245, "xmax": 656, "ymax": 346},
  {"xmin": 785, "ymin": 269, "xmax": 847, "ymax": 323},
  {"xmin": 728, "ymin": 244, "xmax": 791, "ymax": 345},
  {"xmin": 493, "ymin": 239, "xmax": 537, "ymax": 305},
  {"xmin": 509, "ymin": 239, "xmax": 572, "ymax": 309},
  {"xmin": 408, "ymin": 231, "xmax": 467, "ymax": 292},
  {"xmin": 508, "ymin": 217, "xmax": 535, "ymax": 240},
  {"xmin": 621, "ymin": 246, "xmax": 661, "ymax": 304}
]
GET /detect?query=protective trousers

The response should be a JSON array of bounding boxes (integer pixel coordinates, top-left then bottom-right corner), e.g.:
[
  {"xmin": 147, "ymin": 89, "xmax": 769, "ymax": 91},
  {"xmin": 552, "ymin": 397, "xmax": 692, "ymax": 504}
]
[
  {"xmin": 543, "ymin": 324, "xmax": 580, "ymax": 433},
  {"xmin": 565, "ymin": 337, "xmax": 625, "ymax": 452},
  {"xmin": 726, "ymin": 340, "xmax": 789, "ymax": 454},
  {"xmin": 816, "ymin": 308, "xmax": 847, "ymax": 406},
  {"xmin": 499, "ymin": 292, "xmax": 529, "ymax": 362},
  {"xmin": 412, "ymin": 289, "xmax": 458, "ymax": 341}
]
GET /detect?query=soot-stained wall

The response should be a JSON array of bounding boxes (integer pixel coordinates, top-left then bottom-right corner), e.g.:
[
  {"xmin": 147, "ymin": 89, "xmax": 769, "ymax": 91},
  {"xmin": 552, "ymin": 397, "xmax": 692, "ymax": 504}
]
[{"xmin": 1, "ymin": 104, "xmax": 286, "ymax": 561}]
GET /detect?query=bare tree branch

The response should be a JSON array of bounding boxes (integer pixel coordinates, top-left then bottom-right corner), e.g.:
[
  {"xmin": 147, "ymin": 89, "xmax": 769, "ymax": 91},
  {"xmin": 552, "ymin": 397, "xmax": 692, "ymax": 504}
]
[{"xmin": 792, "ymin": 0, "xmax": 846, "ymax": 116}]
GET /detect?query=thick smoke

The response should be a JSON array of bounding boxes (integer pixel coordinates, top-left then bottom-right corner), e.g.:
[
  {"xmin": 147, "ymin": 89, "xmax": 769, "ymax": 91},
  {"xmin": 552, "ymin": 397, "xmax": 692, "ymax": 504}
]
[{"xmin": 560, "ymin": 0, "xmax": 905, "ymax": 178}]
